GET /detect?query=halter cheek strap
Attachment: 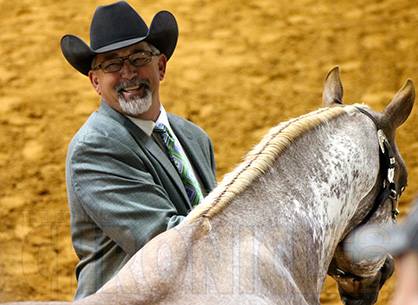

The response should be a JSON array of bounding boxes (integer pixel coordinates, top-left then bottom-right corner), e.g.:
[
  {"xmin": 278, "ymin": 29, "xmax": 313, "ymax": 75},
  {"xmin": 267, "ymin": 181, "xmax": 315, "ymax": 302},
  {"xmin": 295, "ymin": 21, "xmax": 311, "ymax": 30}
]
[
  {"xmin": 355, "ymin": 106, "xmax": 400, "ymax": 223},
  {"xmin": 328, "ymin": 107, "xmax": 401, "ymax": 281}
]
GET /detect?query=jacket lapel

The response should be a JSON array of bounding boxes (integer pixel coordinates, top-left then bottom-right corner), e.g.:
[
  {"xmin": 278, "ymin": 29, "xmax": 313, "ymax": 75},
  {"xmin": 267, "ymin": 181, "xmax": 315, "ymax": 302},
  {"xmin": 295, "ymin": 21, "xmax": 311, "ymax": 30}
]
[{"xmin": 98, "ymin": 102, "xmax": 192, "ymax": 209}]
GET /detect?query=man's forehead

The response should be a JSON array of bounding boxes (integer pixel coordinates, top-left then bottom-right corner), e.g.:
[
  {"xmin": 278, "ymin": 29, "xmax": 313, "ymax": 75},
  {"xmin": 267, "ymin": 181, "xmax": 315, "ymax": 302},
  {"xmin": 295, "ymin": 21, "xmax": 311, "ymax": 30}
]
[{"xmin": 96, "ymin": 42, "xmax": 151, "ymax": 60}]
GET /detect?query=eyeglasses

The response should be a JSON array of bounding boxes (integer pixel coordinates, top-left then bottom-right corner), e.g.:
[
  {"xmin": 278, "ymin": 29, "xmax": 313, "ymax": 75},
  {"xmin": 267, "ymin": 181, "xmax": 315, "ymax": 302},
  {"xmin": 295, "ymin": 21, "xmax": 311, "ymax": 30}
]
[{"xmin": 92, "ymin": 50, "xmax": 160, "ymax": 73}]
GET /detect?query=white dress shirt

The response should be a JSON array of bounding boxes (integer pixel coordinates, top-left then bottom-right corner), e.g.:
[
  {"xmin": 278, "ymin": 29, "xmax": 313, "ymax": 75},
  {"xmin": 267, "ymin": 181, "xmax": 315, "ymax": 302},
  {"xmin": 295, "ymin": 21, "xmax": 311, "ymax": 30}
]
[{"xmin": 127, "ymin": 106, "xmax": 193, "ymax": 169}]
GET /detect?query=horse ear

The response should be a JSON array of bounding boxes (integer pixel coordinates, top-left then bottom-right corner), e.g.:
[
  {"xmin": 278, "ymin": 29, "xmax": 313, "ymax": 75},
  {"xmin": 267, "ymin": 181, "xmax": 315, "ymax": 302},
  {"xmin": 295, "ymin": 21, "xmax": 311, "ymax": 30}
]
[
  {"xmin": 323, "ymin": 66, "xmax": 344, "ymax": 106},
  {"xmin": 384, "ymin": 79, "xmax": 415, "ymax": 128}
]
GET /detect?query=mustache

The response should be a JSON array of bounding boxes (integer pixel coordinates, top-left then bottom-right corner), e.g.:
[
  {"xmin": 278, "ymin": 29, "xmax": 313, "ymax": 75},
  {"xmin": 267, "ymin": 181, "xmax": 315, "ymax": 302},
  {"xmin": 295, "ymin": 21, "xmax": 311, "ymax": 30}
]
[{"xmin": 115, "ymin": 79, "xmax": 151, "ymax": 93}]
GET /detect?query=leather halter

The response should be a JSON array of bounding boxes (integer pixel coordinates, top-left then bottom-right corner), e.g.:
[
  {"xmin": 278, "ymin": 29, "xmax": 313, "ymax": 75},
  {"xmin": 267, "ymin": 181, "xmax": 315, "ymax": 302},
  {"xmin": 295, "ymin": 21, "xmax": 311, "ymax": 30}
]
[
  {"xmin": 355, "ymin": 106, "xmax": 400, "ymax": 224},
  {"xmin": 328, "ymin": 106, "xmax": 401, "ymax": 280}
]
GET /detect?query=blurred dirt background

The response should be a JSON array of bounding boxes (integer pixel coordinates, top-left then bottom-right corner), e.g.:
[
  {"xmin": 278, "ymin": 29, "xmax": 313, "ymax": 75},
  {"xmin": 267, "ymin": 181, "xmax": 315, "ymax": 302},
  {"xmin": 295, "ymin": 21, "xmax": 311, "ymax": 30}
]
[{"xmin": 1, "ymin": 0, "xmax": 418, "ymax": 304}]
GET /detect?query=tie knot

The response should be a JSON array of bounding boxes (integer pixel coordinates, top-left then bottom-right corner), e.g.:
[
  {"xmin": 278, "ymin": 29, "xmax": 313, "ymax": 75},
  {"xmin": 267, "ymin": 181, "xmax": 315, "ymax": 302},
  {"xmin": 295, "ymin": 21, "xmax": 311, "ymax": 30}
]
[{"xmin": 154, "ymin": 123, "xmax": 169, "ymax": 134}]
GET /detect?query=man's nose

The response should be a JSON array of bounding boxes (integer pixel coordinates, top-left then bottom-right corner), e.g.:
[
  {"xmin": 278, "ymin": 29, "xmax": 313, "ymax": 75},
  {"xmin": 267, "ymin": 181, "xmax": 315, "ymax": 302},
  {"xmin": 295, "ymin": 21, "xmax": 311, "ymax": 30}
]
[{"xmin": 119, "ymin": 59, "xmax": 137, "ymax": 78}]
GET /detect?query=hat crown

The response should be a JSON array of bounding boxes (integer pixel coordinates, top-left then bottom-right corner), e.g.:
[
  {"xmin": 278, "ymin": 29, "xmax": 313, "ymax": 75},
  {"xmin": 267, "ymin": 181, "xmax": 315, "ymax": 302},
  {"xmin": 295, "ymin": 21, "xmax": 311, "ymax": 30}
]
[
  {"xmin": 90, "ymin": 1, "xmax": 148, "ymax": 51},
  {"xmin": 60, "ymin": 1, "xmax": 178, "ymax": 75}
]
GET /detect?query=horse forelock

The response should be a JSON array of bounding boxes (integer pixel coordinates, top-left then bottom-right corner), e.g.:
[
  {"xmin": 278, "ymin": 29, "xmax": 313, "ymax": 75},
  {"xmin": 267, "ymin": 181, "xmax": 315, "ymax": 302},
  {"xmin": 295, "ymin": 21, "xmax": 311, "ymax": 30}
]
[{"xmin": 186, "ymin": 105, "xmax": 365, "ymax": 223}]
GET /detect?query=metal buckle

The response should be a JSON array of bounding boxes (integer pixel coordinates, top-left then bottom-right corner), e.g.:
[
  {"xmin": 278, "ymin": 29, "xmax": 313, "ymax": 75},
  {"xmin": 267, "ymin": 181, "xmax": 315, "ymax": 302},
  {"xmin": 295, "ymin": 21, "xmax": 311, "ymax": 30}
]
[
  {"xmin": 392, "ymin": 208, "xmax": 400, "ymax": 219},
  {"xmin": 389, "ymin": 188, "xmax": 399, "ymax": 220},
  {"xmin": 377, "ymin": 129, "xmax": 387, "ymax": 154},
  {"xmin": 389, "ymin": 188, "xmax": 398, "ymax": 200},
  {"xmin": 335, "ymin": 267, "xmax": 346, "ymax": 277},
  {"xmin": 388, "ymin": 168, "xmax": 395, "ymax": 183}
]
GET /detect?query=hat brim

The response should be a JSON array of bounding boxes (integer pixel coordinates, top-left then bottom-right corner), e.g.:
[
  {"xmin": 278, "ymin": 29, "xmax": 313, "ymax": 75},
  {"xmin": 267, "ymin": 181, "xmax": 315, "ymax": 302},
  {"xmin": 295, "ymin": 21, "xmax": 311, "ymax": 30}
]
[{"xmin": 61, "ymin": 10, "xmax": 178, "ymax": 76}]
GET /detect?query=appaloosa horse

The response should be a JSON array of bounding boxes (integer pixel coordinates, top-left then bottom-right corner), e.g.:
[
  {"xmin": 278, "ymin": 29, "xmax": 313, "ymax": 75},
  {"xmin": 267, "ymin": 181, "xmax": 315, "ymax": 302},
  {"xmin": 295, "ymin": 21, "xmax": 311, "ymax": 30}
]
[{"xmin": 3, "ymin": 67, "xmax": 415, "ymax": 305}]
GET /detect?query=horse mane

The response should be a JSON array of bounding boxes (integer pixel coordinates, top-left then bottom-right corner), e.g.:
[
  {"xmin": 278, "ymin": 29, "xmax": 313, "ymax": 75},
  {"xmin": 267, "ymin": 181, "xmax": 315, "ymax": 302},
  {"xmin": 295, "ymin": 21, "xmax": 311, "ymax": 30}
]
[{"xmin": 186, "ymin": 105, "xmax": 355, "ymax": 223}]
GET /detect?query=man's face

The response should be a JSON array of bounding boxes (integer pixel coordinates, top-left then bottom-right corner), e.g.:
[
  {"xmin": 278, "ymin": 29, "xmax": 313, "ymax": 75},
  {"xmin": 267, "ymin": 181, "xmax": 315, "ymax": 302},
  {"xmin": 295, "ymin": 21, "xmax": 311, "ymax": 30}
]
[{"xmin": 88, "ymin": 42, "xmax": 167, "ymax": 120}]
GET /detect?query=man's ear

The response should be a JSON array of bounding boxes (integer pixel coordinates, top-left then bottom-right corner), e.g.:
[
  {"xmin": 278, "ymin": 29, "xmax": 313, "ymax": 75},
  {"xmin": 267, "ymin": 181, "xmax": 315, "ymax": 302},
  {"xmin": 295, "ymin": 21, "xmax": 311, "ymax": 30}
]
[
  {"xmin": 158, "ymin": 54, "xmax": 167, "ymax": 81},
  {"xmin": 89, "ymin": 70, "xmax": 102, "ymax": 95}
]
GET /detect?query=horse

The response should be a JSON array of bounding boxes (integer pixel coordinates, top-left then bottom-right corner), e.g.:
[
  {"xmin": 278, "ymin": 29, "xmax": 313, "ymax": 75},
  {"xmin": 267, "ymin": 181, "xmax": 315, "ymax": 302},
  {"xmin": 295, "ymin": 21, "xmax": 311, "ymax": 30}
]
[{"xmin": 3, "ymin": 67, "xmax": 415, "ymax": 305}]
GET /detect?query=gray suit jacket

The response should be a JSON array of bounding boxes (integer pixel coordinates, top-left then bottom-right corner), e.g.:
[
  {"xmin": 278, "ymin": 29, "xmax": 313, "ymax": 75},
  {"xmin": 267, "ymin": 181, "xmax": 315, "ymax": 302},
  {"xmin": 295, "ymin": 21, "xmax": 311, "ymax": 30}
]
[{"xmin": 66, "ymin": 101, "xmax": 217, "ymax": 299}]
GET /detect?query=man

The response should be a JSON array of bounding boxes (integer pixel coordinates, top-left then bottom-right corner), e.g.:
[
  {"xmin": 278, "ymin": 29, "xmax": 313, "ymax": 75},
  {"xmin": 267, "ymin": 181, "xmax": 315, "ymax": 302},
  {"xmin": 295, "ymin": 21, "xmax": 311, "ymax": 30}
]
[{"xmin": 60, "ymin": 1, "xmax": 217, "ymax": 299}]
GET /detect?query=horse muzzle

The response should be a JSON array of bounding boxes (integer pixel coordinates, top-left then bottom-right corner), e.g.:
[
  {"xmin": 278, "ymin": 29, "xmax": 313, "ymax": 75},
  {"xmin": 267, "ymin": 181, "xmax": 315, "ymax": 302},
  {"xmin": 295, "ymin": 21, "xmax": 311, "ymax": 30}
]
[{"xmin": 334, "ymin": 256, "xmax": 395, "ymax": 305}]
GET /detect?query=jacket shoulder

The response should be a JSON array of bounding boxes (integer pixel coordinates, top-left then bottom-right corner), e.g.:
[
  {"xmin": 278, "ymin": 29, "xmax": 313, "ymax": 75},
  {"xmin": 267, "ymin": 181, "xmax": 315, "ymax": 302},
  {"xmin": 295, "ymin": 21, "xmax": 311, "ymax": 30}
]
[
  {"xmin": 168, "ymin": 113, "xmax": 210, "ymax": 139},
  {"xmin": 67, "ymin": 110, "xmax": 138, "ymax": 159}
]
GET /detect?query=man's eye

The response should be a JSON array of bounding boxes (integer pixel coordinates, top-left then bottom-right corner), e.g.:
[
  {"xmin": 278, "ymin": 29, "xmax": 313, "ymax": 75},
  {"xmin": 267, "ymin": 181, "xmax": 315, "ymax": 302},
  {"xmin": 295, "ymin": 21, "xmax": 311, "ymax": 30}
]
[
  {"xmin": 131, "ymin": 57, "xmax": 147, "ymax": 65},
  {"xmin": 103, "ymin": 62, "xmax": 121, "ymax": 71}
]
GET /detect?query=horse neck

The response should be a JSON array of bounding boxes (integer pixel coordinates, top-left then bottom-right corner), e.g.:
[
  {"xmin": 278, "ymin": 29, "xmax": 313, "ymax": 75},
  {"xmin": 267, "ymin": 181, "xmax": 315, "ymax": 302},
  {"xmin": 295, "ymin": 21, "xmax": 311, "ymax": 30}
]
[{"xmin": 216, "ymin": 111, "xmax": 380, "ymax": 298}]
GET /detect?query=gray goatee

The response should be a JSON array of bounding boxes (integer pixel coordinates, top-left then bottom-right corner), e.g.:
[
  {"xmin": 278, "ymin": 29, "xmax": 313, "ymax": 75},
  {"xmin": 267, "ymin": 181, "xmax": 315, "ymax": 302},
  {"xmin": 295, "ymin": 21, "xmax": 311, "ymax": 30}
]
[
  {"xmin": 118, "ymin": 89, "xmax": 153, "ymax": 116},
  {"xmin": 116, "ymin": 79, "xmax": 153, "ymax": 116}
]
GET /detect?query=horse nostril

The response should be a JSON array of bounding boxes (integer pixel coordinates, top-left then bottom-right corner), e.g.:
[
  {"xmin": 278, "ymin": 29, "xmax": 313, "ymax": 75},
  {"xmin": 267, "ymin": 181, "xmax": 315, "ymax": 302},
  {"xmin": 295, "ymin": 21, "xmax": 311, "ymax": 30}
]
[
  {"xmin": 342, "ymin": 297, "xmax": 371, "ymax": 305},
  {"xmin": 341, "ymin": 293, "xmax": 378, "ymax": 305}
]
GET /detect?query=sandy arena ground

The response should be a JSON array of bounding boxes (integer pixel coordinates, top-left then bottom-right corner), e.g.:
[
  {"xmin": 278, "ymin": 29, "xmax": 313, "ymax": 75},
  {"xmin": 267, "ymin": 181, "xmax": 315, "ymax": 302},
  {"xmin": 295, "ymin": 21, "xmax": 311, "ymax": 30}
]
[{"xmin": 1, "ymin": 0, "xmax": 418, "ymax": 304}]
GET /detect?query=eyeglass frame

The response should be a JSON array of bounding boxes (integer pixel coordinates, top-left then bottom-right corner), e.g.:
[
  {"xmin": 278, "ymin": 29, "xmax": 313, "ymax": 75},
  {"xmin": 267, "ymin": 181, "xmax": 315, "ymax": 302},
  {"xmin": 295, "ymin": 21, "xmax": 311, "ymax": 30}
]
[{"xmin": 91, "ymin": 49, "xmax": 161, "ymax": 73}]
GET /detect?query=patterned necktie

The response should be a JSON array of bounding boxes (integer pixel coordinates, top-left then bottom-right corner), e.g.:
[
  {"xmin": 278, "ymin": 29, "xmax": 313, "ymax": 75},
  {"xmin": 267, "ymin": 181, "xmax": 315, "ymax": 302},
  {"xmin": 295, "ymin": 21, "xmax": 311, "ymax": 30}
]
[{"xmin": 154, "ymin": 123, "xmax": 203, "ymax": 206}]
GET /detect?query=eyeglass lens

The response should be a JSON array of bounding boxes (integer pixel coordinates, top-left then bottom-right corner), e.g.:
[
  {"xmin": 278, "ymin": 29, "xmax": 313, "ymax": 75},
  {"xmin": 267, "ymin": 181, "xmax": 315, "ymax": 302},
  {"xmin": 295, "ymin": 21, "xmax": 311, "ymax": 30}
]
[{"xmin": 100, "ymin": 51, "xmax": 155, "ymax": 72}]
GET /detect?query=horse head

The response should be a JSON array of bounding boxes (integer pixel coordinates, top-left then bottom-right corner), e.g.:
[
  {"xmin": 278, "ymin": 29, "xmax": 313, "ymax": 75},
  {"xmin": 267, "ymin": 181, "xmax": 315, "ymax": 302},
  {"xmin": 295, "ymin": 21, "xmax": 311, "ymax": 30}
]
[{"xmin": 323, "ymin": 67, "xmax": 415, "ymax": 305}]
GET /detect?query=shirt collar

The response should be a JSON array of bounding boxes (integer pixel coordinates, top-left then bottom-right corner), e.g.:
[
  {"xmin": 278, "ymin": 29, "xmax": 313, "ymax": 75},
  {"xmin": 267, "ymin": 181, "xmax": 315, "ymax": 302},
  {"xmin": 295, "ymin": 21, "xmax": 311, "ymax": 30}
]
[
  {"xmin": 155, "ymin": 106, "xmax": 170, "ymax": 129},
  {"xmin": 126, "ymin": 105, "xmax": 170, "ymax": 136}
]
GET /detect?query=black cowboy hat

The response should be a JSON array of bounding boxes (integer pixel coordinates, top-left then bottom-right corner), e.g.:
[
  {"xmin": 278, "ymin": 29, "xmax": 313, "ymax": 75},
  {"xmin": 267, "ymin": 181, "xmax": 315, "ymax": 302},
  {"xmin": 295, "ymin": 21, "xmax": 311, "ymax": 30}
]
[{"xmin": 60, "ymin": 1, "xmax": 178, "ymax": 76}]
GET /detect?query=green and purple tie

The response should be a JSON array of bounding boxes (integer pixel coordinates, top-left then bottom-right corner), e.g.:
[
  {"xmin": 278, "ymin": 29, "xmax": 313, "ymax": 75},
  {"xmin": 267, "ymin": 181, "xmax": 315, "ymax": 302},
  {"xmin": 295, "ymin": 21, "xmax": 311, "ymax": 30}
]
[{"xmin": 154, "ymin": 123, "xmax": 203, "ymax": 206}]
